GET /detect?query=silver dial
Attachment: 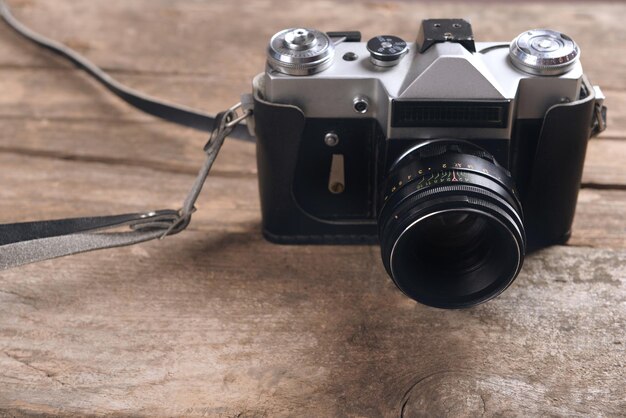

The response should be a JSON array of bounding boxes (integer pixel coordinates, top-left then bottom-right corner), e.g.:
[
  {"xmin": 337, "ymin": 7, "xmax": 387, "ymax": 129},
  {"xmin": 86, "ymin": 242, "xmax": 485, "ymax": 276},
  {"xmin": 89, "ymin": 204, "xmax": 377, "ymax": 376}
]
[
  {"xmin": 509, "ymin": 29, "xmax": 579, "ymax": 76},
  {"xmin": 267, "ymin": 28, "xmax": 335, "ymax": 76}
]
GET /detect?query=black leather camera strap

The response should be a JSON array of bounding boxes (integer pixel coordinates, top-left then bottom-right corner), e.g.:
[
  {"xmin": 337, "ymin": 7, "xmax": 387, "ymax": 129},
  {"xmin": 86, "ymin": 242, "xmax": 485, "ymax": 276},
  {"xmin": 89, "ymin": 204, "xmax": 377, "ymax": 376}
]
[
  {"xmin": 0, "ymin": 0, "xmax": 254, "ymax": 270},
  {"xmin": 0, "ymin": 106, "xmax": 247, "ymax": 270}
]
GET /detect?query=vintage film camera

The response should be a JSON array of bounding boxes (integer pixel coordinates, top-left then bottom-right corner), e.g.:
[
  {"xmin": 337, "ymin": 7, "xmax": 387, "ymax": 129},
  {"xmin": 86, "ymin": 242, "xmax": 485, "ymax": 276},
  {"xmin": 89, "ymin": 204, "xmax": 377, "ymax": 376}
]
[
  {"xmin": 252, "ymin": 19, "xmax": 606, "ymax": 308},
  {"xmin": 0, "ymin": 8, "xmax": 607, "ymax": 309}
]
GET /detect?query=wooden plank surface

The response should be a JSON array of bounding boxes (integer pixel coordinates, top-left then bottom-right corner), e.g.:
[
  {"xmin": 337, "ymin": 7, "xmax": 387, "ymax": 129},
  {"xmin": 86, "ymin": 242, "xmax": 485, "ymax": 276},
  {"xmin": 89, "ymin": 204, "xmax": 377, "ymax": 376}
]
[{"xmin": 0, "ymin": 0, "xmax": 624, "ymax": 416}]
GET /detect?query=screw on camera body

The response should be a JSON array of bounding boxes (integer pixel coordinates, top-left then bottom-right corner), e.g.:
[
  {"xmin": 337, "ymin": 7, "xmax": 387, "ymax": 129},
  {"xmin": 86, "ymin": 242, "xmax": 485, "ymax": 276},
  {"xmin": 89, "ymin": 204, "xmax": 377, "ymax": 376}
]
[{"xmin": 324, "ymin": 132, "xmax": 339, "ymax": 147}]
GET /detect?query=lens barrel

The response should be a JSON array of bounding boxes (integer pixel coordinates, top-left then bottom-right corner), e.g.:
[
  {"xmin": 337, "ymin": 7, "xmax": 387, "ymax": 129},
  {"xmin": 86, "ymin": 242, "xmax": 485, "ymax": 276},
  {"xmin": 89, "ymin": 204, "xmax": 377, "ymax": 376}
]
[{"xmin": 378, "ymin": 141, "xmax": 525, "ymax": 308}]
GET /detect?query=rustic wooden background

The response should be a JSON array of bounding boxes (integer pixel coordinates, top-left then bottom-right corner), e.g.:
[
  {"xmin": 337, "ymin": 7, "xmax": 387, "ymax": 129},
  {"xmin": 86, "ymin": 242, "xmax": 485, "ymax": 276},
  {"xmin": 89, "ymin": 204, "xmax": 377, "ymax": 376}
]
[{"xmin": 0, "ymin": 0, "xmax": 624, "ymax": 416}]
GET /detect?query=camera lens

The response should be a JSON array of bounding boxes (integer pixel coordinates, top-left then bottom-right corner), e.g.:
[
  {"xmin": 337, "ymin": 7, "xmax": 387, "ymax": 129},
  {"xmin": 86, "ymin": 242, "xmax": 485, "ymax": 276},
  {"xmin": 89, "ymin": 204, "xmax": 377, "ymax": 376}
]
[{"xmin": 378, "ymin": 140, "xmax": 525, "ymax": 308}]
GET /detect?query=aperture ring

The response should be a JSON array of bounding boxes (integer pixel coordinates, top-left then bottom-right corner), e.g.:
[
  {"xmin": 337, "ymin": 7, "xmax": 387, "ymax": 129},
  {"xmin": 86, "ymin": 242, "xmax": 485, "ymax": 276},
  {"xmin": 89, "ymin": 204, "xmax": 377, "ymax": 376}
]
[
  {"xmin": 380, "ymin": 153, "xmax": 519, "ymax": 214},
  {"xmin": 380, "ymin": 171, "xmax": 523, "ymax": 230}
]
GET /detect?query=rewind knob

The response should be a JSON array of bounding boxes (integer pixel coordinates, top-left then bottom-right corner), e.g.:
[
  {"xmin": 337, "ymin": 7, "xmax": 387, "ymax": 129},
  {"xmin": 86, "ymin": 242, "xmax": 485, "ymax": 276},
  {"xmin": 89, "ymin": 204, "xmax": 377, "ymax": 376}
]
[{"xmin": 267, "ymin": 28, "xmax": 335, "ymax": 76}]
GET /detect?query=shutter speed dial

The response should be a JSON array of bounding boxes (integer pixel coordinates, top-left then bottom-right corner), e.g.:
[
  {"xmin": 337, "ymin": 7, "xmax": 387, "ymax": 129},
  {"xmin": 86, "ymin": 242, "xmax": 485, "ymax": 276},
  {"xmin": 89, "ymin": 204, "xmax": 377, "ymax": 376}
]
[
  {"xmin": 509, "ymin": 29, "xmax": 580, "ymax": 76},
  {"xmin": 367, "ymin": 35, "xmax": 409, "ymax": 67}
]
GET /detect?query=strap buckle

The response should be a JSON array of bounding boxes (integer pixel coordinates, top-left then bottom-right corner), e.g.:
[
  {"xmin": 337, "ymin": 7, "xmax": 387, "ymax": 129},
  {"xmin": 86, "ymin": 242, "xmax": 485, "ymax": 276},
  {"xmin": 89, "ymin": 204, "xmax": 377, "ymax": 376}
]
[
  {"xmin": 162, "ymin": 102, "xmax": 252, "ymax": 239},
  {"xmin": 592, "ymin": 101, "xmax": 607, "ymax": 137},
  {"xmin": 0, "ymin": 101, "xmax": 253, "ymax": 270},
  {"xmin": 130, "ymin": 209, "xmax": 192, "ymax": 236},
  {"xmin": 225, "ymin": 102, "xmax": 253, "ymax": 129},
  {"xmin": 591, "ymin": 85, "xmax": 607, "ymax": 137}
]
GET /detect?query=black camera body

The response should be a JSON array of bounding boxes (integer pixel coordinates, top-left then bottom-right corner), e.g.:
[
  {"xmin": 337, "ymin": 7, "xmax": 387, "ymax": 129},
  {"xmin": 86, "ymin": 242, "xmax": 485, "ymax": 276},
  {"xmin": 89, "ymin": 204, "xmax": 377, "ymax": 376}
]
[{"xmin": 252, "ymin": 20, "xmax": 606, "ymax": 307}]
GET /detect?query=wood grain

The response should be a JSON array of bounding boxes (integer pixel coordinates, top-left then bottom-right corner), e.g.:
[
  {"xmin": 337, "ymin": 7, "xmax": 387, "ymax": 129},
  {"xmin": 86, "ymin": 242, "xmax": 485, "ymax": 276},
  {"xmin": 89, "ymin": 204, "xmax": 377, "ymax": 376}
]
[
  {"xmin": 0, "ymin": 0, "xmax": 625, "ymax": 416},
  {"xmin": 0, "ymin": 0, "xmax": 623, "ymax": 87},
  {"xmin": 0, "ymin": 238, "xmax": 624, "ymax": 416}
]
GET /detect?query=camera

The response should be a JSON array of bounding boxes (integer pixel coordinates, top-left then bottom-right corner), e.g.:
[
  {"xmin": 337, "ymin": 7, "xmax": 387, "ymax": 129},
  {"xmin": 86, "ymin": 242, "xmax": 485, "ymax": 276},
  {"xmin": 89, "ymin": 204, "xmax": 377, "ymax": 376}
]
[
  {"xmin": 251, "ymin": 19, "xmax": 606, "ymax": 308},
  {"xmin": 0, "ymin": 7, "xmax": 608, "ymax": 308}
]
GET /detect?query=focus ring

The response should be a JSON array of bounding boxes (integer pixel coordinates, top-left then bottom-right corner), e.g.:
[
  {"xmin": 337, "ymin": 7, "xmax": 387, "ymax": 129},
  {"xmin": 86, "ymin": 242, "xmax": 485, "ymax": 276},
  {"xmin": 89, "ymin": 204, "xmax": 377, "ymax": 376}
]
[
  {"xmin": 380, "ymin": 183, "xmax": 525, "ymax": 258},
  {"xmin": 380, "ymin": 183, "xmax": 523, "ymax": 235},
  {"xmin": 379, "ymin": 183, "xmax": 525, "ymax": 308}
]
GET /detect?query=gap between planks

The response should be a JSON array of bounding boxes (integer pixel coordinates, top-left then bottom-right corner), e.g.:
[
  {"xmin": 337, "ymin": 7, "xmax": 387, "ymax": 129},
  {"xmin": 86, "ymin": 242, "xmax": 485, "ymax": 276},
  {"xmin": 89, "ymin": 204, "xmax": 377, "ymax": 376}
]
[
  {"xmin": 1, "ymin": 137, "xmax": 624, "ymax": 191},
  {"xmin": 0, "ymin": 145, "xmax": 255, "ymax": 178}
]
